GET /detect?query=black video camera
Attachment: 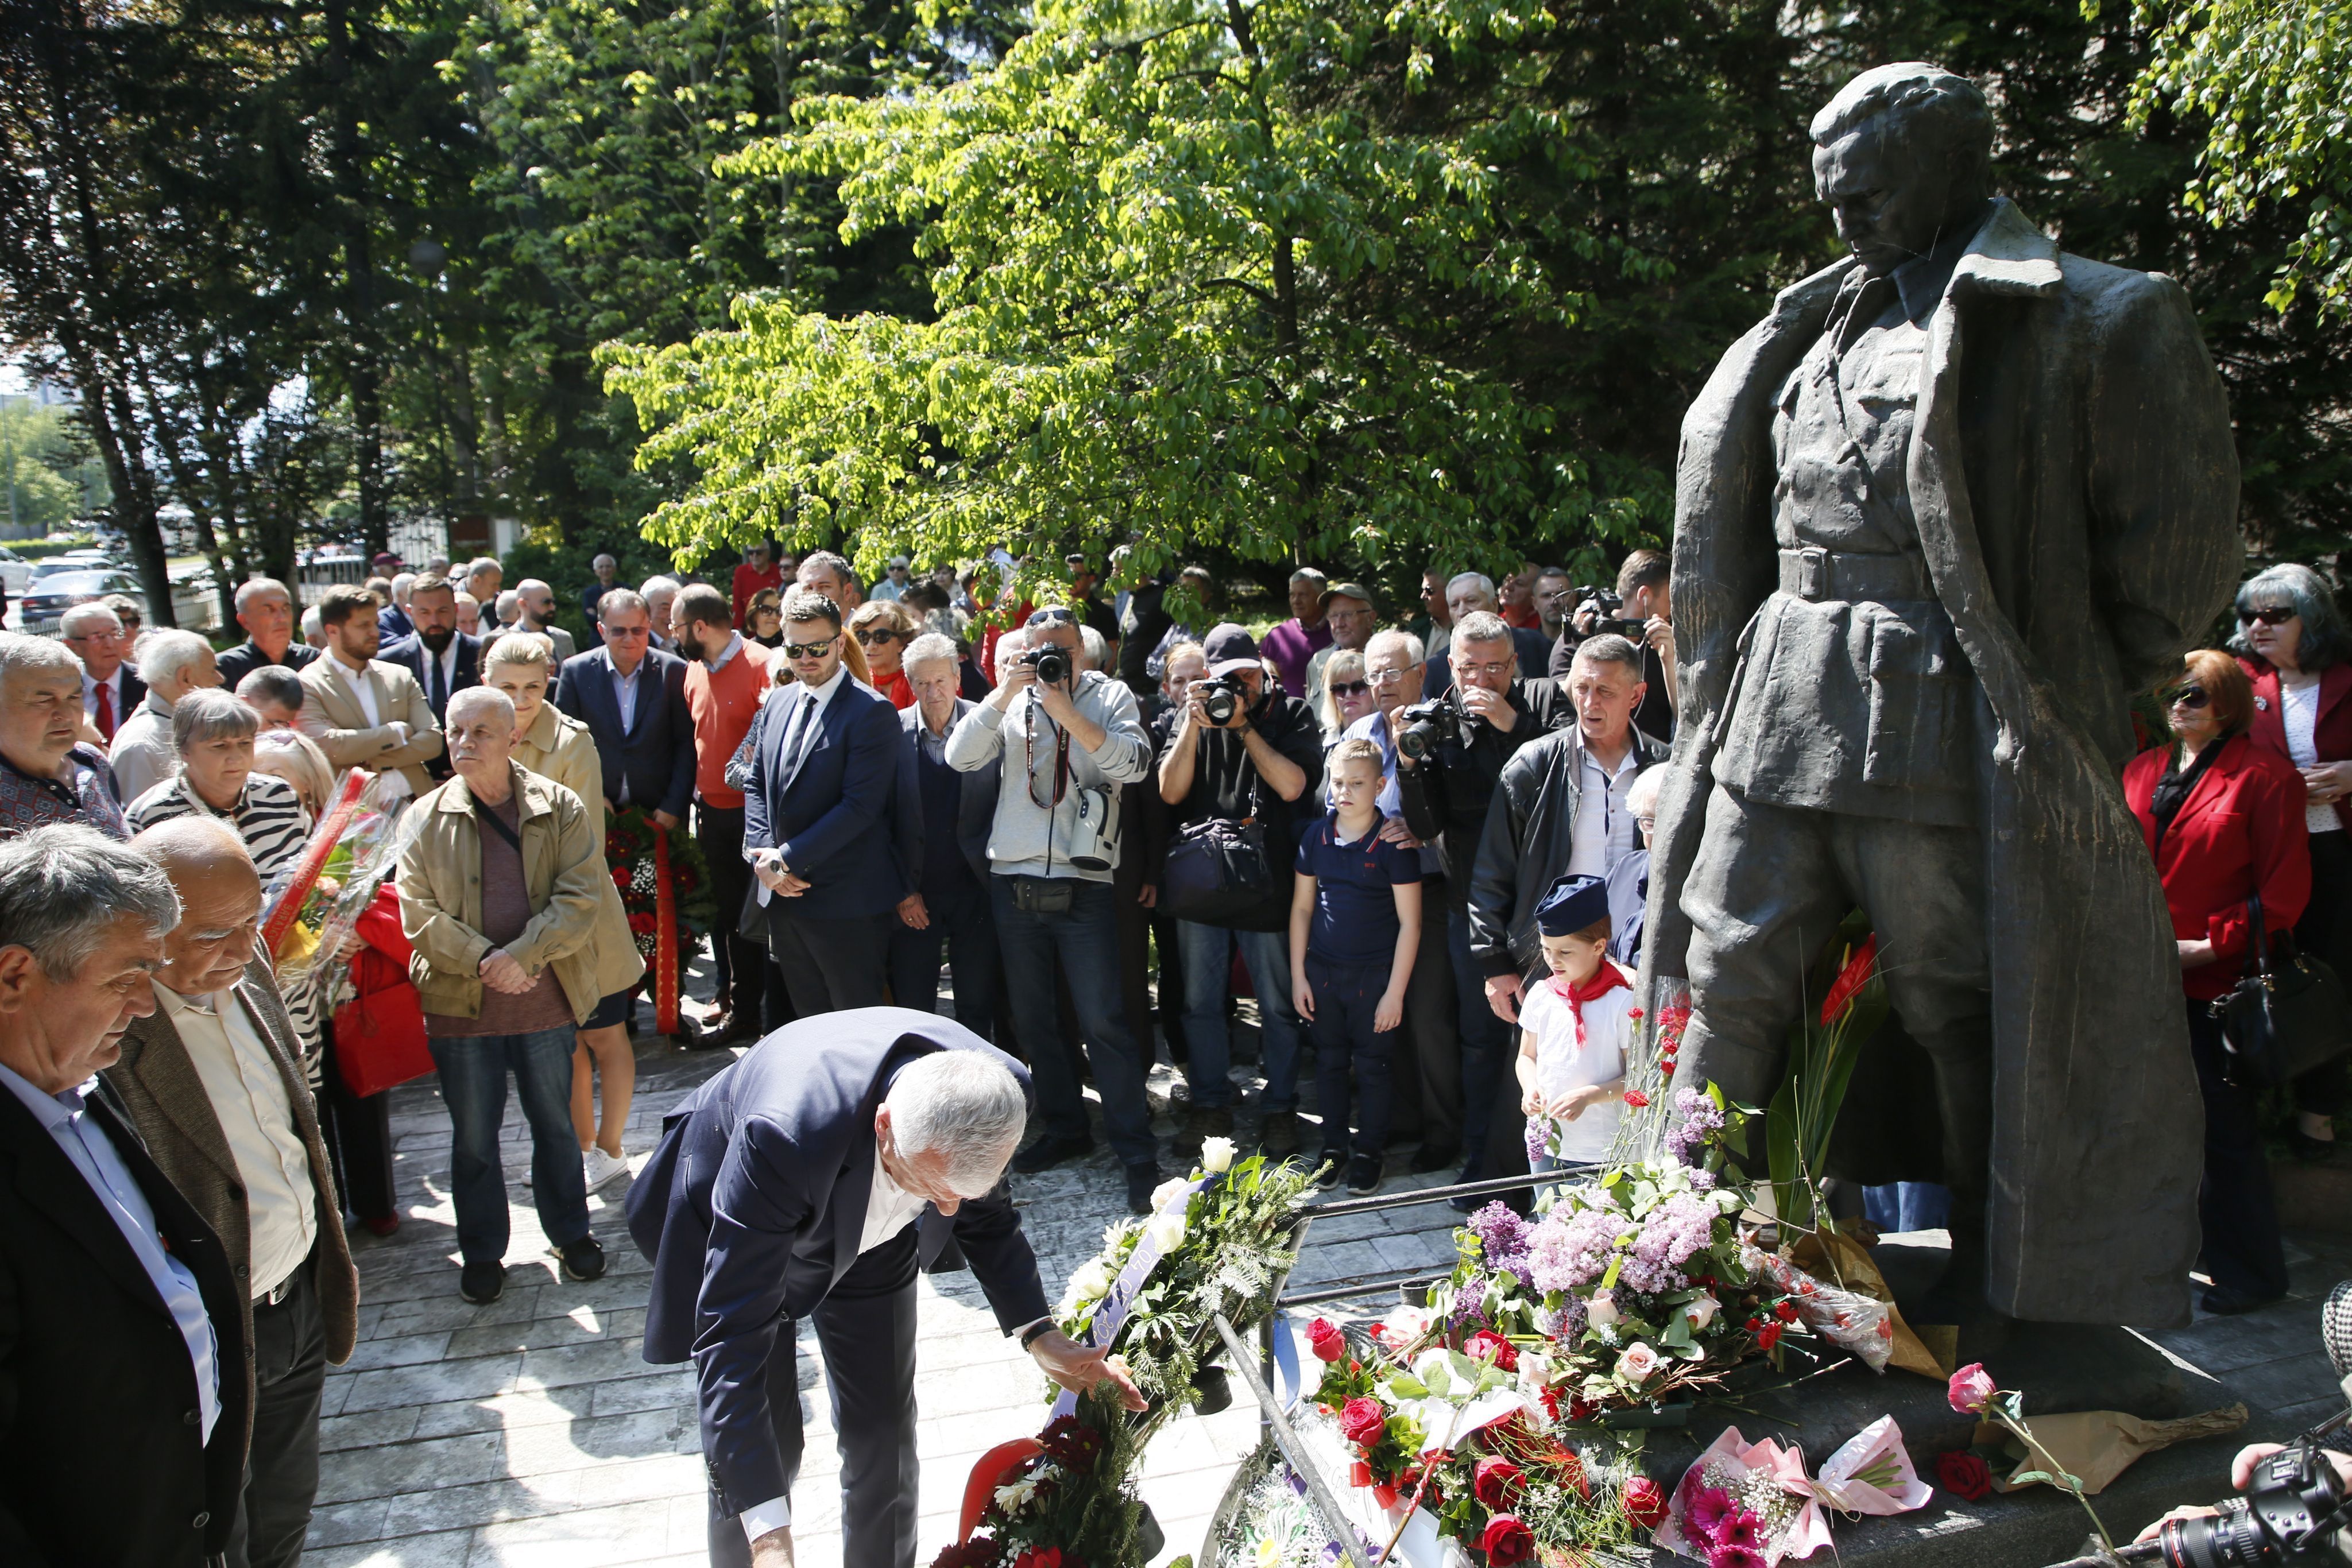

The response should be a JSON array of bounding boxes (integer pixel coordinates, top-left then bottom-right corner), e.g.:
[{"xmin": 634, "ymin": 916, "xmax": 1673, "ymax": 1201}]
[
  {"xmin": 1019, "ymin": 645, "xmax": 1071, "ymax": 686},
  {"xmin": 1395, "ymin": 697, "xmax": 1466, "ymax": 761},
  {"xmin": 1577, "ymin": 584, "xmax": 1646, "ymax": 641},
  {"xmin": 1194, "ymin": 676, "xmax": 1251, "ymax": 726}
]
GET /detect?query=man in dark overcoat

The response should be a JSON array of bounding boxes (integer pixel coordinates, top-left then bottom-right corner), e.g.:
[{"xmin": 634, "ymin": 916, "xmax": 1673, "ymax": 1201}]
[{"xmin": 1639, "ymin": 61, "xmax": 2240, "ymax": 1330}]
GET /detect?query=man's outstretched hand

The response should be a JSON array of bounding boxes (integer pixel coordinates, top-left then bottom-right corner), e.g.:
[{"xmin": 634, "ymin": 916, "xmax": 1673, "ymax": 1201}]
[{"xmin": 1028, "ymin": 1329, "xmax": 1147, "ymax": 1411}]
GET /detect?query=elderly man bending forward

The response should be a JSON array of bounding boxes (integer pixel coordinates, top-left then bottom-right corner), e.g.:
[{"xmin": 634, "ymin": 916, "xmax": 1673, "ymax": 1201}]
[
  {"xmin": 397, "ymin": 687, "xmax": 644, "ymax": 1304},
  {"xmin": 628, "ymin": 1008, "xmax": 1144, "ymax": 1568}
]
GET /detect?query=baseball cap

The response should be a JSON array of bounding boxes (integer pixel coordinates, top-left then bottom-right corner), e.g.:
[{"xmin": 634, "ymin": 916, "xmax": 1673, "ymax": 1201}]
[
  {"xmin": 1319, "ymin": 581, "xmax": 1375, "ymax": 611},
  {"xmin": 1202, "ymin": 623, "xmax": 1262, "ymax": 676}
]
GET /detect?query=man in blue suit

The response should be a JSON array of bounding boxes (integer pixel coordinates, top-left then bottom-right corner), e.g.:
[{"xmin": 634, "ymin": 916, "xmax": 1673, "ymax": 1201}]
[
  {"xmin": 555, "ymin": 589, "xmax": 697, "ymax": 828},
  {"xmin": 626, "ymin": 1007, "xmax": 1140, "ymax": 1568},
  {"xmin": 743, "ymin": 590, "xmax": 907, "ymax": 1015},
  {"xmin": 377, "ymin": 575, "xmax": 482, "ymax": 772}
]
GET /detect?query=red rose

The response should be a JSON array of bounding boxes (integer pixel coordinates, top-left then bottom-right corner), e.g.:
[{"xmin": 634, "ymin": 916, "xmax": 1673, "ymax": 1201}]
[
  {"xmin": 1464, "ymin": 1330, "xmax": 1518, "ymax": 1372},
  {"xmin": 1479, "ymin": 1513, "xmax": 1535, "ymax": 1565},
  {"xmin": 628, "ymin": 911, "xmax": 656, "ymax": 936},
  {"xmin": 1339, "ymin": 1396, "xmax": 1388, "ymax": 1450},
  {"xmin": 1624, "ymin": 1090, "xmax": 1651, "ymax": 1109},
  {"xmin": 1622, "ymin": 1476, "xmax": 1669, "ymax": 1529},
  {"xmin": 1472, "ymin": 1456, "xmax": 1523, "ymax": 1508},
  {"xmin": 1757, "ymin": 1321, "xmax": 1784, "ymax": 1351},
  {"xmin": 1775, "ymin": 1300, "xmax": 1798, "ymax": 1322},
  {"xmin": 1307, "ymin": 1318, "xmax": 1347, "ymax": 1363},
  {"xmin": 1013, "ymin": 1548, "xmax": 1061, "ymax": 1568},
  {"xmin": 1935, "ymin": 1450, "xmax": 1993, "ymax": 1502},
  {"xmin": 612, "ymin": 866, "xmax": 631, "ymax": 889}
]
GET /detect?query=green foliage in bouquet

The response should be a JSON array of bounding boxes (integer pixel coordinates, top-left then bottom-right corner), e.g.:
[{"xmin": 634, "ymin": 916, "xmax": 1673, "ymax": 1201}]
[
  {"xmin": 604, "ymin": 804, "xmax": 720, "ymax": 957},
  {"xmin": 1763, "ymin": 912, "xmax": 1886, "ymax": 1234},
  {"xmin": 946, "ymin": 1143, "xmax": 1317, "ymax": 1568}
]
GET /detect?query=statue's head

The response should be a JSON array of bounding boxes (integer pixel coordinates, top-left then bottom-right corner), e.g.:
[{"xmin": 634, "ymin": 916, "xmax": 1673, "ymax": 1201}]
[{"xmin": 1811, "ymin": 63, "xmax": 1994, "ymax": 277}]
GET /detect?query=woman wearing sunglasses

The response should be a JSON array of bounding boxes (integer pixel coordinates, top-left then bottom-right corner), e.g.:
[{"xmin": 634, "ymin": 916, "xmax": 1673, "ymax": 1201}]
[
  {"xmin": 2231, "ymin": 563, "xmax": 2352, "ymax": 1160},
  {"xmin": 847, "ymin": 598, "xmax": 919, "ymax": 709},
  {"xmin": 1317, "ymin": 646, "xmax": 1377, "ymax": 741},
  {"xmin": 2122, "ymin": 648, "xmax": 2311, "ymax": 1314},
  {"xmin": 745, "ymin": 587, "xmax": 785, "ymax": 649}
]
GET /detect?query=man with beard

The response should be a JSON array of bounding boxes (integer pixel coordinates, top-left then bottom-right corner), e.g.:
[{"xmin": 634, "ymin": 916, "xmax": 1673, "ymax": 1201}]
[
  {"xmin": 673, "ymin": 583, "xmax": 775, "ymax": 1043},
  {"xmin": 379, "ymin": 575, "xmax": 482, "ymax": 780}
]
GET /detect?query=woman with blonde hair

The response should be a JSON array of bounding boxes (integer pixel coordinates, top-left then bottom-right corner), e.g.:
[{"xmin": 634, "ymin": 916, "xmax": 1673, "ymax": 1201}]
[
  {"xmin": 848, "ymin": 597, "xmax": 919, "ymax": 708},
  {"xmin": 1318, "ymin": 646, "xmax": 1376, "ymax": 740},
  {"xmin": 482, "ymin": 630, "xmax": 636, "ymax": 1193},
  {"xmin": 251, "ymin": 727, "xmax": 338, "ymax": 820}
]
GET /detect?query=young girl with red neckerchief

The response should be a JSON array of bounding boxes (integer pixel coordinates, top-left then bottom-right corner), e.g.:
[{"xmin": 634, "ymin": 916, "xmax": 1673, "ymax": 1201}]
[{"xmin": 1514, "ymin": 872, "xmax": 1634, "ymax": 1181}]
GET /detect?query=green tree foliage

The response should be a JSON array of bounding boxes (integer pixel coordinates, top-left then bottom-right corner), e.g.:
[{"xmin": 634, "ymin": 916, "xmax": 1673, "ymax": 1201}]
[
  {"xmin": 0, "ymin": 400, "xmax": 107, "ymax": 536},
  {"xmin": 2123, "ymin": 0, "xmax": 2352, "ymax": 319}
]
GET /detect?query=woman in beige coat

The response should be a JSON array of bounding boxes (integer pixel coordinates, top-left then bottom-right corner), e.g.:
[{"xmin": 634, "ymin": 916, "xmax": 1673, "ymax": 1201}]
[{"xmin": 483, "ymin": 631, "xmax": 637, "ymax": 1192}]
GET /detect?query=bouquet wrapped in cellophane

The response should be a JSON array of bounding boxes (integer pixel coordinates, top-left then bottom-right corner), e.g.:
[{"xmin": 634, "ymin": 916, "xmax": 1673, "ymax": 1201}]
[{"xmin": 261, "ymin": 769, "xmax": 428, "ymax": 1009}]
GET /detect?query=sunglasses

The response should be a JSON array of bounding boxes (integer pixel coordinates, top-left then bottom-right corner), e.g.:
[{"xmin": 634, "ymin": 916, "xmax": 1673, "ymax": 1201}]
[
  {"xmin": 2240, "ymin": 605, "xmax": 2298, "ymax": 627},
  {"xmin": 1329, "ymin": 680, "xmax": 1371, "ymax": 699},
  {"xmin": 2163, "ymin": 685, "xmax": 2212, "ymax": 710},
  {"xmin": 853, "ymin": 628, "xmax": 904, "ymax": 646},
  {"xmin": 782, "ymin": 636, "xmax": 838, "ymax": 658},
  {"xmin": 1027, "ymin": 607, "xmax": 1078, "ymax": 628}
]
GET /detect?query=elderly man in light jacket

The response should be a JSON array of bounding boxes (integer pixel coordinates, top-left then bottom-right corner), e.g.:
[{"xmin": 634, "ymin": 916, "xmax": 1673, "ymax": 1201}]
[{"xmin": 395, "ymin": 686, "xmax": 643, "ymax": 1306}]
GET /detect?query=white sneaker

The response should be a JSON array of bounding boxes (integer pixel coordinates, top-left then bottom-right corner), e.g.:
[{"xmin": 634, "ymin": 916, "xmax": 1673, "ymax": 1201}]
[{"xmin": 582, "ymin": 1147, "xmax": 630, "ymax": 1192}]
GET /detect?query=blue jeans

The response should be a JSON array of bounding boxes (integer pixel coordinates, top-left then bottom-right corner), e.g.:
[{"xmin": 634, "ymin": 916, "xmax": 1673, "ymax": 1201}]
[
  {"xmin": 1305, "ymin": 955, "xmax": 1395, "ymax": 1159},
  {"xmin": 991, "ymin": 877, "xmax": 1158, "ymax": 1171},
  {"xmin": 1448, "ymin": 907, "xmax": 1510, "ymax": 1167},
  {"xmin": 1862, "ymin": 1182, "xmax": 1952, "ymax": 1234},
  {"xmin": 429, "ymin": 1025, "xmax": 591, "ymax": 1265},
  {"xmin": 1178, "ymin": 921, "xmax": 1305, "ymax": 1113}
]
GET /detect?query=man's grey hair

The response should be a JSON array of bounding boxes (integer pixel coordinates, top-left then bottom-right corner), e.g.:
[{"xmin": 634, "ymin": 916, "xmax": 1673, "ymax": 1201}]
[
  {"xmin": 139, "ymin": 629, "xmax": 213, "ymax": 688},
  {"xmin": 1810, "ymin": 62, "xmax": 1993, "ymax": 202},
  {"xmin": 389, "ymin": 571, "xmax": 417, "ymax": 605},
  {"xmin": 1367, "ymin": 628, "xmax": 1425, "ymax": 668},
  {"xmin": 1572, "ymin": 632, "xmax": 1645, "ymax": 677},
  {"xmin": 993, "ymin": 627, "xmax": 1030, "ymax": 679},
  {"xmin": 0, "ymin": 632, "xmax": 82, "ymax": 682},
  {"xmin": 1447, "ymin": 571, "xmax": 1498, "ymax": 611},
  {"xmin": 172, "ymin": 687, "xmax": 259, "ymax": 752},
  {"xmin": 299, "ymin": 605, "xmax": 323, "ymax": 640},
  {"xmin": 598, "ymin": 588, "xmax": 649, "ymax": 623},
  {"xmin": 446, "ymin": 686, "xmax": 516, "ymax": 731},
  {"xmin": 903, "ymin": 632, "xmax": 960, "ymax": 675},
  {"xmin": 593, "ymin": 553, "xmax": 617, "ymax": 571},
  {"xmin": 494, "ymin": 589, "xmax": 521, "ymax": 625},
  {"xmin": 1079, "ymin": 625, "xmax": 1108, "ymax": 671},
  {"xmin": 1289, "ymin": 567, "xmax": 1328, "ymax": 586},
  {"xmin": 1452, "ymin": 610, "xmax": 1513, "ymax": 649},
  {"xmin": 57, "ymin": 603, "xmax": 122, "ymax": 638},
  {"xmin": 236, "ymin": 665, "xmax": 305, "ymax": 713},
  {"xmin": 0, "ymin": 823, "xmax": 180, "ymax": 981},
  {"xmin": 233, "ymin": 577, "xmax": 293, "ymax": 614},
  {"xmin": 886, "ymin": 1050, "xmax": 1027, "ymax": 1197},
  {"xmin": 639, "ymin": 575, "xmax": 680, "ymax": 599},
  {"xmin": 1627, "ymin": 764, "xmax": 1666, "ymax": 818},
  {"xmin": 799, "ymin": 550, "xmax": 859, "ymax": 595}
]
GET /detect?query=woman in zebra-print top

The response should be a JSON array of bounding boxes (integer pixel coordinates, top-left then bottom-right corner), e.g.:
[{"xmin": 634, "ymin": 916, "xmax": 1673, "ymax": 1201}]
[{"xmin": 126, "ymin": 687, "xmax": 322, "ymax": 1079}]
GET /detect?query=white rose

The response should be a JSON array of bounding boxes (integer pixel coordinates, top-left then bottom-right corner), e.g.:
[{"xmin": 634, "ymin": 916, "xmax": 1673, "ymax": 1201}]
[
  {"xmin": 1617, "ymin": 1342, "xmax": 1659, "ymax": 1383},
  {"xmin": 1517, "ymin": 1348, "xmax": 1552, "ymax": 1391},
  {"xmin": 1147, "ymin": 1209, "xmax": 1187, "ymax": 1252},
  {"xmin": 1587, "ymin": 1291, "xmax": 1619, "ymax": 1330},
  {"xmin": 1382, "ymin": 1303, "xmax": 1432, "ymax": 1342},
  {"xmin": 1151, "ymin": 1176, "xmax": 1192, "ymax": 1214},
  {"xmin": 1069, "ymin": 1259, "xmax": 1113, "ymax": 1303},
  {"xmin": 1200, "ymin": 1135, "xmax": 1239, "ymax": 1174},
  {"xmin": 1685, "ymin": 1293, "xmax": 1720, "ymax": 1331}
]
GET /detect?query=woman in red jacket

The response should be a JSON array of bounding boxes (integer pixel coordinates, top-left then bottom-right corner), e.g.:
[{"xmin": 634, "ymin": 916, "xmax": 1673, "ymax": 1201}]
[
  {"xmin": 2125, "ymin": 649, "xmax": 2311, "ymax": 1313},
  {"xmin": 2233, "ymin": 562, "xmax": 2352, "ymax": 1159}
]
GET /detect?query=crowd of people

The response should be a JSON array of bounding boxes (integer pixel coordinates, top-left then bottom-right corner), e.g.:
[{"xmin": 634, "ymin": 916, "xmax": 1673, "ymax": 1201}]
[{"xmin": 1, "ymin": 531, "xmax": 2346, "ymax": 1563}]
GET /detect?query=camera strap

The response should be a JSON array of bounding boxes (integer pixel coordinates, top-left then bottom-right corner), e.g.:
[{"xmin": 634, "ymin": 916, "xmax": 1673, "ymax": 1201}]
[{"xmin": 1023, "ymin": 695, "xmax": 1072, "ymax": 811}]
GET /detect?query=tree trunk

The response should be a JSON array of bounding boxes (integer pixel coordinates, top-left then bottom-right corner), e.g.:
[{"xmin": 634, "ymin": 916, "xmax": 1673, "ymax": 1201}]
[{"xmin": 322, "ymin": 0, "xmax": 386, "ymax": 556}]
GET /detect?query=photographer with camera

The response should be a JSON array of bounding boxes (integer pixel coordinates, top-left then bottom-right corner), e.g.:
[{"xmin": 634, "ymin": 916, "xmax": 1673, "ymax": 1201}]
[
  {"xmin": 1424, "ymin": 574, "xmax": 1553, "ymax": 698},
  {"xmin": 1551, "ymin": 549, "xmax": 1676, "ymax": 745},
  {"xmin": 947, "ymin": 606, "xmax": 1163, "ymax": 1212},
  {"xmin": 1157, "ymin": 624, "xmax": 1324, "ymax": 1159},
  {"xmin": 1396, "ymin": 611, "xmax": 1570, "ymax": 1196}
]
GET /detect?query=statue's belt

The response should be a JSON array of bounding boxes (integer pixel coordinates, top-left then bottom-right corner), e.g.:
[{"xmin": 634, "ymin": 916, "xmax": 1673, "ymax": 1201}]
[{"xmin": 1778, "ymin": 546, "xmax": 1935, "ymax": 605}]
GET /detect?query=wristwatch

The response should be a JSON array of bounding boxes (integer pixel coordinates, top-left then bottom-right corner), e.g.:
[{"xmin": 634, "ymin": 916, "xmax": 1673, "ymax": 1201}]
[{"xmin": 1020, "ymin": 1320, "xmax": 1057, "ymax": 1350}]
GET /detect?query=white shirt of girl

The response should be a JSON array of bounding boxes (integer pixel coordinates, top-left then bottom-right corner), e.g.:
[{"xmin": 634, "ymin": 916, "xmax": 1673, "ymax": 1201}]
[{"xmin": 1519, "ymin": 965, "xmax": 1633, "ymax": 1164}]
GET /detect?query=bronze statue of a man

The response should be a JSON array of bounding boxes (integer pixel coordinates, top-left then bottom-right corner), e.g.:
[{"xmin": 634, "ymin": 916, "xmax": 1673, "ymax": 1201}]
[{"xmin": 1641, "ymin": 62, "xmax": 2240, "ymax": 1330}]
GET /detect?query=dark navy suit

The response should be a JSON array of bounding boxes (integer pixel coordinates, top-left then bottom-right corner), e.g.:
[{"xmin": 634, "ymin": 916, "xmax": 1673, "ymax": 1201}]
[
  {"xmin": 626, "ymin": 1009, "xmax": 1047, "ymax": 1568},
  {"xmin": 888, "ymin": 700, "xmax": 1001, "ymax": 1036},
  {"xmin": 554, "ymin": 645, "xmax": 697, "ymax": 820},
  {"xmin": 742, "ymin": 672, "xmax": 907, "ymax": 1014},
  {"xmin": 377, "ymin": 631, "xmax": 482, "ymax": 722}
]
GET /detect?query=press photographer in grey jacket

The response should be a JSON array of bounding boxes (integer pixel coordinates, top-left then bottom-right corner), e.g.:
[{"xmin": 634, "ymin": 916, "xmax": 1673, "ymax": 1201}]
[{"xmin": 945, "ymin": 607, "xmax": 1162, "ymax": 1213}]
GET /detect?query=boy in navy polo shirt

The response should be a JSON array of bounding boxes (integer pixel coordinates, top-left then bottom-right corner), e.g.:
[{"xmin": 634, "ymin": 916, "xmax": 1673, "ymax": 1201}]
[{"xmin": 1290, "ymin": 737, "xmax": 1423, "ymax": 1193}]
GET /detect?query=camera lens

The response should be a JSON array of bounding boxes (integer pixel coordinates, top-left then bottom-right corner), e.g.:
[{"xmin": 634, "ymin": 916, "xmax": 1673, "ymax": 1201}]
[
  {"xmin": 1032, "ymin": 648, "xmax": 1069, "ymax": 684},
  {"xmin": 2160, "ymin": 1503, "xmax": 2270, "ymax": 1568},
  {"xmin": 1202, "ymin": 685, "xmax": 1237, "ymax": 724}
]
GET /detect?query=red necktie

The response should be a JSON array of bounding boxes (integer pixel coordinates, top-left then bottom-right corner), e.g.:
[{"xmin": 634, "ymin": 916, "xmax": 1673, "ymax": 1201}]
[{"xmin": 94, "ymin": 679, "xmax": 115, "ymax": 741}]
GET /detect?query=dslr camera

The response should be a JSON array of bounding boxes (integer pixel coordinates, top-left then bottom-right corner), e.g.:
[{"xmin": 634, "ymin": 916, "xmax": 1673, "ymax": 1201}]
[
  {"xmin": 2149, "ymin": 1438, "xmax": 2347, "ymax": 1566},
  {"xmin": 1194, "ymin": 676, "xmax": 1251, "ymax": 726},
  {"xmin": 1577, "ymin": 584, "xmax": 1647, "ymax": 640},
  {"xmin": 1395, "ymin": 697, "xmax": 1467, "ymax": 761},
  {"xmin": 1019, "ymin": 644, "xmax": 1071, "ymax": 685}
]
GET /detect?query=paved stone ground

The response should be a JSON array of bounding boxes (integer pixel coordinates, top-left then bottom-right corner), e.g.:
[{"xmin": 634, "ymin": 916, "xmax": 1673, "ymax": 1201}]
[{"xmin": 305, "ymin": 970, "xmax": 1469, "ymax": 1568}]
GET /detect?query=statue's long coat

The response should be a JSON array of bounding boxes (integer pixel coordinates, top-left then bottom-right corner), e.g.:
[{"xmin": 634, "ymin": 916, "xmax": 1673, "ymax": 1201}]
[{"xmin": 1640, "ymin": 198, "xmax": 2241, "ymax": 1327}]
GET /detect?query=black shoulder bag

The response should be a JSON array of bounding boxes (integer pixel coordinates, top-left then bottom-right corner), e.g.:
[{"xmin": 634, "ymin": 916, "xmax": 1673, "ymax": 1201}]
[
  {"xmin": 1160, "ymin": 768, "xmax": 1288, "ymax": 931},
  {"xmin": 2213, "ymin": 892, "xmax": 2352, "ymax": 1090}
]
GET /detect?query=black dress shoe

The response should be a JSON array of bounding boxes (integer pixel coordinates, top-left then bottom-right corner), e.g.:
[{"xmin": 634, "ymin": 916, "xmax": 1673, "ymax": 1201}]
[
  {"xmin": 459, "ymin": 1260, "xmax": 506, "ymax": 1304},
  {"xmin": 1315, "ymin": 1151, "xmax": 1347, "ymax": 1189},
  {"xmin": 2201, "ymin": 1284, "xmax": 2285, "ymax": 1316},
  {"xmin": 1409, "ymin": 1142, "xmax": 1460, "ymax": 1175},
  {"xmin": 558, "ymin": 1236, "xmax": 607, "ymax": 1283},
  {"xmin": 1125, "ymin": 1162, "xmax": 1162, "ymax": 1215},
  {"xmin": 1012, "ymin": 1133, "xmax": 1094, "ymax": 1174}
]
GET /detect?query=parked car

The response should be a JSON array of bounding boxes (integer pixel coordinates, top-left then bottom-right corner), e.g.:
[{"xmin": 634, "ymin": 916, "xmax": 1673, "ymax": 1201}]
[
  {"xmin": 19, "ymin": 570, "xmax": 145, "ymax": 631},
  {"xmin": 0, "ymin": 547, "xmax": 29, "ymax": 595}
]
